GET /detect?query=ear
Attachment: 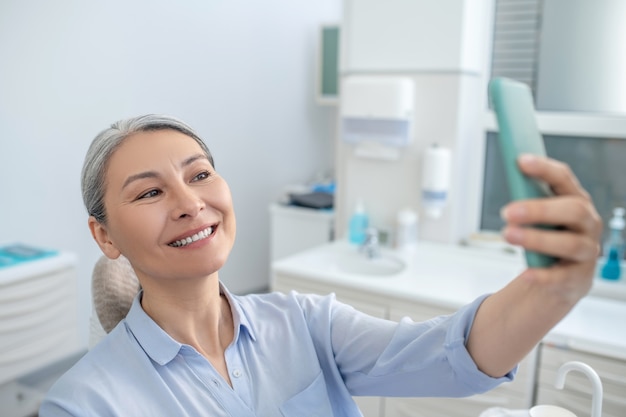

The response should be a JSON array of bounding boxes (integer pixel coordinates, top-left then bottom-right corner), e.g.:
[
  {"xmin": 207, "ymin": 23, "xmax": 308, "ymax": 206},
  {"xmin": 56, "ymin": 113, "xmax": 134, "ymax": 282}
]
[{"xmin": 88, "ymin": 216, "xmax": 121, "ymax": 260}]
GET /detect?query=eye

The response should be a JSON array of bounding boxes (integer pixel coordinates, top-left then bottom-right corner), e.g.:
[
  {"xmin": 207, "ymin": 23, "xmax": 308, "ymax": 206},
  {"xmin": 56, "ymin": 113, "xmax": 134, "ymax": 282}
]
[
  {"xmin": 137, "ymin": 189, "xmax": 161, "ymax": 199},
  {"xmin": 192, "ymin": 170, "xmax": 211, "ymax": 182}
]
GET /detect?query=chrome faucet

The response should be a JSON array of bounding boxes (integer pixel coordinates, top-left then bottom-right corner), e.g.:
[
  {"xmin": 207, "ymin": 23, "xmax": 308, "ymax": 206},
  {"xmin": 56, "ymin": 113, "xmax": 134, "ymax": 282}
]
[{"xmin": 360, "ymin": 227, "xmax": 380, "ymax": 259}]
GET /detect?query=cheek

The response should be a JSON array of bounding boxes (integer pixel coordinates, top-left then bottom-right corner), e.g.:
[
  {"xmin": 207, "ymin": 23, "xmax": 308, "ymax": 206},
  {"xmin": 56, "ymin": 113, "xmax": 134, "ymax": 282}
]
[
  {"xmin": 214, "ymin": 180, "xmax": 235, "ymax": 214},
  {"xmin": 108, "ymin": 206, "xmax": 164, "ymax": 247},
  {"xmin": 215, "ymin": 183, "xmax": 236, "ymax": 233}
]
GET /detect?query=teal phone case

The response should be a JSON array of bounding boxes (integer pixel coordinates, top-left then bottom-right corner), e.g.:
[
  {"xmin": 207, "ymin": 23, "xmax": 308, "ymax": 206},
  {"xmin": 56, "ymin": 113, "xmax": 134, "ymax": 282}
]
[{"xmin": 488, "ymin": 77, "xmax": 558, "ymax": 268}]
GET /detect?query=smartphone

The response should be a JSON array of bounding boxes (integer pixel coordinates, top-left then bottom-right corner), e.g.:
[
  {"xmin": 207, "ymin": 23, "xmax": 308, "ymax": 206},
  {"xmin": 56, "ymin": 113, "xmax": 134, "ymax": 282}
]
[{"xmin": 488, "ymin": 77, "xmax": 558, "ymax": 268}]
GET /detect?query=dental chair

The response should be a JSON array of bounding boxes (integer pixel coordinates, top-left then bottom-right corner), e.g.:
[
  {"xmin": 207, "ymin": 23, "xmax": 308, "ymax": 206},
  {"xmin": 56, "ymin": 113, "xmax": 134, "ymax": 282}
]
[{"xmin": 89, "ymin": 255, "xmax": 140, "ymax": 348}]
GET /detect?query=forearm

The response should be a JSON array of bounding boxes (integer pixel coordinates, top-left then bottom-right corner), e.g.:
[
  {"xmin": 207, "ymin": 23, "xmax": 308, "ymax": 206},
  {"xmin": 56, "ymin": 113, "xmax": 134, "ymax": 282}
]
[
  {"xmin": 466, "ymin": 269, "xmax": 581, "ymax": 378},
  {"xmin": 466, "ymin": 155, "xmax": 602, "ymax": 378}
]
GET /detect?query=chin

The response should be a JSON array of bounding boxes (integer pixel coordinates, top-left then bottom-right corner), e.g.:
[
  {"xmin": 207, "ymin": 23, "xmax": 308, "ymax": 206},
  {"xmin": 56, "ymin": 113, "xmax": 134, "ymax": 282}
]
[{"xmin": 193, "ymin": 254, "xmax": 231, "ymax": 277}]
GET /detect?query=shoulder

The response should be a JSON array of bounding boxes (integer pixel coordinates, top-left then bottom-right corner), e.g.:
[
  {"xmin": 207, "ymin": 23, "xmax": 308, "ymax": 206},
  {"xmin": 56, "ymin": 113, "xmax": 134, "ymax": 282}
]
[
  {"xmin": 230, "ymin": 290, "xmax": 362, "ymax": 337},
  {"xmin": 40, "ymin": 323, "xmax": 150, "ymax": 415}
]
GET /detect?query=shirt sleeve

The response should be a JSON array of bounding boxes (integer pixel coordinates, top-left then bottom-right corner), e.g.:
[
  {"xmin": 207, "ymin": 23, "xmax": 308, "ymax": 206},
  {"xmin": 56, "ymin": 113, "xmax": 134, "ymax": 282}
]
[{"xmin": 295, "ymin": 292, "xmax": 516, "ymax": 398}]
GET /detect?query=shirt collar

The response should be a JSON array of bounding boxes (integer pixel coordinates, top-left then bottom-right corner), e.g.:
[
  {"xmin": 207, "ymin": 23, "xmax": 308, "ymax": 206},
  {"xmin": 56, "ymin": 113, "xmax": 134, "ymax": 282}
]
[
  {"xmin": 219, "ymin": 282, "xmax": 257, "ymax": 343},
  {"xmin": 124, "ymin": 283, "xmax": 256, "ymax": 366}
]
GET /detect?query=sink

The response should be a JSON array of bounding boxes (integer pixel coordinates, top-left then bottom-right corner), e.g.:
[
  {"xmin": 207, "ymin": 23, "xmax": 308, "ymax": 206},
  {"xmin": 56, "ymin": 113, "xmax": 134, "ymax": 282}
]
[
  {"xmin": 326, "ymin": 247, "xmax": 406, "ymax": 276},
  {"xmin": 335, "ymin": 254, "xmax": 405, "ymax": 276},
  {"xmin": 273, "ymin": 241, "xmax": 407, "ymax": 278}
]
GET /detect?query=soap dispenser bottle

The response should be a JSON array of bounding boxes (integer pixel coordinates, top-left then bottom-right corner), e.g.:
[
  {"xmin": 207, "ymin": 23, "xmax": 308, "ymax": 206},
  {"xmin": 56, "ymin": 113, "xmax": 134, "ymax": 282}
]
[
  {"xmin": 600, "ymin": 207, "xmax": 625, "ymax": 281},
  {"xmin": 349, "ymin": 200, "xmax": 369, "ymax": 245},
  {"xmin": 396, "ymin": 208, "xmax": 418, "ymax": 251}
]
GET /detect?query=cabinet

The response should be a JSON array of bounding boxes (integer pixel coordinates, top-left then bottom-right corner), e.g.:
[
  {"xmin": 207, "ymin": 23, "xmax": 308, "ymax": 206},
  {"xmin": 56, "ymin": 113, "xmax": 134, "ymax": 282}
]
[
  {"xmin": 272, "ymin": 272, "xmax": 536, "ymax": 417},
  {"xmin": 269, "ymin": 204, "xmax": 334, "ymax": 261},
  {"xmin": 0, "ymin": 251, "xmax": 79, "ymax": 417},
  {"xmin": 341, "ymin": 0, "xmax": 491, "ymax": 74},
  {"xmin": 536, "ymin": 344, "xmax": 626, "ymax": 417}
]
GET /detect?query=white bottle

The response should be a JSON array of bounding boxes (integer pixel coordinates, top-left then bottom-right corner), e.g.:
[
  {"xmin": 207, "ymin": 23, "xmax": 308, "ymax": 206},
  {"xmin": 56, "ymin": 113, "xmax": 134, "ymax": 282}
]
[
  {"xmin": 421, "ymin": 144, "xmax": 451, "ymax": 219},
  {"xmin": 396, "ymin": 208, "xmax": 418, "ymax": 251}
]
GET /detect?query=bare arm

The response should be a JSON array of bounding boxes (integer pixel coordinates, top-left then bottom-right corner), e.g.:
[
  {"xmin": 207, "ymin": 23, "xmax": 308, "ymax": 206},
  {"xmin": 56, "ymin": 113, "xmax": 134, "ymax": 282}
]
[{"xmin": 466, "ymin": 154, "xmax": 602, "ymax": 377}]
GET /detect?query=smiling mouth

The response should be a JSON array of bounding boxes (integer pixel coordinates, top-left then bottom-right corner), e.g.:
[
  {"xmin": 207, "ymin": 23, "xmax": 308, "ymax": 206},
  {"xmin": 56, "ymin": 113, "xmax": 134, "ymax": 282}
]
[{"xmin": 168, "ymin": 226, "xmax": 215, "ymax": 248}]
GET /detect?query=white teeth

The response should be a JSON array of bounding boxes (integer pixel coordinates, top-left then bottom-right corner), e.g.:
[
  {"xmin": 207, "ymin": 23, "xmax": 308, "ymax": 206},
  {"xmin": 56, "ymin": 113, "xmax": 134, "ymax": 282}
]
[{"xmin": 169, "ymin": 226, "xmax": 214, "ymax": 247}]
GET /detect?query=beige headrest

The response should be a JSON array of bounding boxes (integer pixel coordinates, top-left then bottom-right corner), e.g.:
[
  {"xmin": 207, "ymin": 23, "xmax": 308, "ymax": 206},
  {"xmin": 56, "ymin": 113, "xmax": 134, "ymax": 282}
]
[{"xmin": 91, "ymin": 255, "xmax": 140, "ymax": 333}]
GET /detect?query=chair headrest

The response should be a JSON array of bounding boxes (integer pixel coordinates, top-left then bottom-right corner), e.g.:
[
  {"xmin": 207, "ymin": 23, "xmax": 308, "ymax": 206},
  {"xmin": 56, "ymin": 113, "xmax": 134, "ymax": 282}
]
[{"xmin": 91, "ymin": 255, "xmax": 140, "ymax": 333}]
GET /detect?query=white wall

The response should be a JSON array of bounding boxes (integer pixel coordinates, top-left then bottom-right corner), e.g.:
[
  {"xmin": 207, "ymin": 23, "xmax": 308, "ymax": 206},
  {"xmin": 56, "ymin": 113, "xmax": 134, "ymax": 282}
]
[
  {"xmin": 0, "ymin": 0, "xmax": 341, "ymax": 348},
  {"xmin": 335, "ymin": 0, "xmax": 494, "ymax": 245},
  {"xmin": 335, "ymin": 74, "xmax": 487, "ymax": 244}
]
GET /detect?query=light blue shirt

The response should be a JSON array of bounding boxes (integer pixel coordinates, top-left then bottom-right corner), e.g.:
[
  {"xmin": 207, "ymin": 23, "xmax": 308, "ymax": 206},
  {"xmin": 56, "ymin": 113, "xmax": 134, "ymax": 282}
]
[{"xmin": 40, "ymin": 286, "xmax": 514, "ymax": 416}]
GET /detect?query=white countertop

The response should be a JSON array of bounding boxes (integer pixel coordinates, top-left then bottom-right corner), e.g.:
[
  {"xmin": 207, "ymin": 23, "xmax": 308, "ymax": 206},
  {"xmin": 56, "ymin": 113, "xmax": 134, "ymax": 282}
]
[
  {"xmin": 272, "ymin": 240, "xmax": 626, "ymax": 361},
  {"xmin": 0, "ymin": 251, "xmax": 78, "ymax": 284}
]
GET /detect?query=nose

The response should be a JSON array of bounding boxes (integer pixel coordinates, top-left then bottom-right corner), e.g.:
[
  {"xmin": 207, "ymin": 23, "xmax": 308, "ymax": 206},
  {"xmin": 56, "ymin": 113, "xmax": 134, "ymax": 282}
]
[{"xmin": 169, "ymin": 183, "xmax": 204, "ymax": 220}]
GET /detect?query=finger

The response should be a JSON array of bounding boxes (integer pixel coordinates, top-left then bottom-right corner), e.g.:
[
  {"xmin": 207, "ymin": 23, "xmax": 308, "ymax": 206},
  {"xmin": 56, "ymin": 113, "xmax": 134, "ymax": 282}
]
[
  {"xmin": 502, "ymin": 225, "xmax": 601, "ymax": 263},
  {"xmin": 501, "ymin": 195, "xmax": 603, "ymax": 238},
  {"xmin": 516, "ymin": 154, "xmax": 590, "ymax": 199}
]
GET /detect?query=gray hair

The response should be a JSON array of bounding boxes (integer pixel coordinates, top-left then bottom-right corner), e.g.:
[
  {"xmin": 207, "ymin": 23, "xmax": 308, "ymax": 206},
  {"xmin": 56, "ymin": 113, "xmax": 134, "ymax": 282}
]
[{"xmin": 81, "ymin": 114, "xmax": 214, "ymax": 224}]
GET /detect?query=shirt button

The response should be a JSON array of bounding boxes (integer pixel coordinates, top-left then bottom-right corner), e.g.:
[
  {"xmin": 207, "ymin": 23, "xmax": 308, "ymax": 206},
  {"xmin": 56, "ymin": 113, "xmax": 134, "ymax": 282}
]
[
  {"xmin": 232, "ymin": 369, "xmax": 243, "ymax": 378},
  {"xmin": 212, "ymin": 378, "xmax": 220, "ymax": 387}
]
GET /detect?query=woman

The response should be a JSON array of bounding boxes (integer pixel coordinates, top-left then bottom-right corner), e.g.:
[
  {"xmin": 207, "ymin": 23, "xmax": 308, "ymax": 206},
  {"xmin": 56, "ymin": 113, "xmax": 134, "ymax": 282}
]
[{"xmin": 40, "ymin": 114, "xmax": 602, "ymax": 416}]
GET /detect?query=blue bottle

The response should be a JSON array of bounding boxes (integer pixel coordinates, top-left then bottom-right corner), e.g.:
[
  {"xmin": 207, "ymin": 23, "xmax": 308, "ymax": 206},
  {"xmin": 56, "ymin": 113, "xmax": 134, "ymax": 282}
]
[
  {"xmin": 601, "ymin": 207, "xmax": 625, "ymax": 281},
  {"xmin": 348, "ymin": 200, "xmax": 368, "ymax": 245}
]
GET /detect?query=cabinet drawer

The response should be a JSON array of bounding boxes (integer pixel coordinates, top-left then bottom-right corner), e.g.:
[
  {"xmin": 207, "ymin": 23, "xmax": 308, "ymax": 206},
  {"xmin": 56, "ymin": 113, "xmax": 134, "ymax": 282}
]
[
  {"xmin": 0, "ymin": 267, "xmax": 79, "ymax": 383},
  {"xmin": 537, "ymin": 344, "xmax": 626, "ymax": 416},
  {"xmin": 540, "ymin": 344, "xmax": 626, "ymax": 387}
]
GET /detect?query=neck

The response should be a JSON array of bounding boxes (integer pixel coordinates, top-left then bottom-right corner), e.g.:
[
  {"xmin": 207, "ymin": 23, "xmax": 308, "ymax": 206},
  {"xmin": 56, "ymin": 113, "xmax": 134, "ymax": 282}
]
[{"xmin": 140, "ymin": 274, "xmax": 234, "ymax": 357}]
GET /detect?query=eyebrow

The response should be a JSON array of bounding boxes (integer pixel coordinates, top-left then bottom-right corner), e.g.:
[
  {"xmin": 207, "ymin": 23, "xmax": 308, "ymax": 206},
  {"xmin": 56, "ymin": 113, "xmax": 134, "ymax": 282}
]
[{"xmin": 121, "ymin": 153, "xmax": 209, "ymax": 190}]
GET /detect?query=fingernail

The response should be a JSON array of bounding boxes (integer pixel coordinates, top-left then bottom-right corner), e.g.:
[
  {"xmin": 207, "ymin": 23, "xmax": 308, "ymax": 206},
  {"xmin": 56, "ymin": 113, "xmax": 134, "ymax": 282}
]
[
  {"xmin": 503, "ymin": 227, "xmax": 523, "ymax": 244},
  {"xmin": 519, "ymin": 153, "xmax": 537, "ymax": 165},
  {"xmin": 501, "ymin": 205, "xmax": 526, "ymax": 220}
]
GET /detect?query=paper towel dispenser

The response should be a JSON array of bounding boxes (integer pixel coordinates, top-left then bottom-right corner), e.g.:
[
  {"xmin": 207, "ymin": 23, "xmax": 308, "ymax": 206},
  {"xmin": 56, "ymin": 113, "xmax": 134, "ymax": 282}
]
[{"xmin": 341, "ymin": 76, "xmax": 415, "ymax": 159}]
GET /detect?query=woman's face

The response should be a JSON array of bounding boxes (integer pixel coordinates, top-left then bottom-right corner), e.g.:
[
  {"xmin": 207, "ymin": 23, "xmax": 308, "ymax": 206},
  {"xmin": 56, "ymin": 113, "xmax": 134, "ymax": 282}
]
[{"xmin": 90, "ymin": 129, "xmax": 236, "ymax": 283}]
